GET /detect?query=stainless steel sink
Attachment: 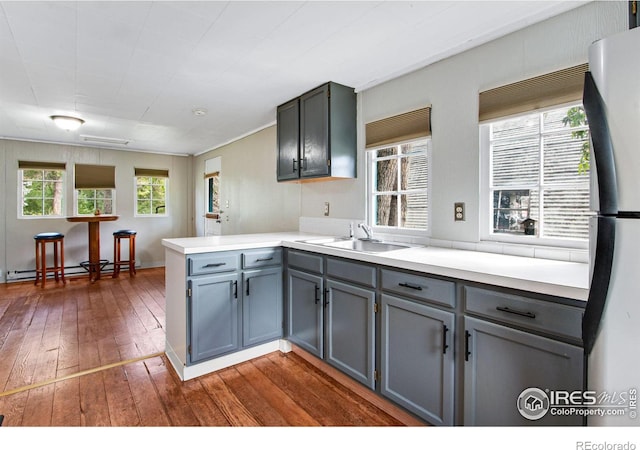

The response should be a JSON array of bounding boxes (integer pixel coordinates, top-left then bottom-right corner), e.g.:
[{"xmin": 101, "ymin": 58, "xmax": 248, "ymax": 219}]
[{"xmin": 322, "ymin": 239, "xmax": 411, "ymax": 253}]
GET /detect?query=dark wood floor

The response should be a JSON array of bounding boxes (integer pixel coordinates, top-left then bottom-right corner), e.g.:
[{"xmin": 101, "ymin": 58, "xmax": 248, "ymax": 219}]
[{"xmin": 0, "ymin": 268, "xmax": 423, "ymax": 427}]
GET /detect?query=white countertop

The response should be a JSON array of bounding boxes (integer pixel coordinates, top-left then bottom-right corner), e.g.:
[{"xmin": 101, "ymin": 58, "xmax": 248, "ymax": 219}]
[{"xmin": 162, "ymin": 232, "xmax": 590, "ymax": 302}]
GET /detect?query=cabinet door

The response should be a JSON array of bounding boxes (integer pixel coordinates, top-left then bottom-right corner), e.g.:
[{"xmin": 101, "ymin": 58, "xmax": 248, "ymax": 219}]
[
  {"xmin": 380, "ymin": 294, "xmax": 455, "ymax": 425},
  {"xmin": 463, "ymin": 316, "xmax": 584, "ymax": 426},
  {"xmin": 242, "ymin": 267, "xmax": 283, "ymax": 347},
  {"xmin": 325, "ymin": 280, "xmax": 376, "ymax": 389},
  {"xmin": 277, "ymin": 98, "xmax": 300, "ymax": 181},
  {"xmin": 287, "ymin": 269, "xmax": 324, "ymax": 357},
  {"xmin": 189, "ymin": 272, "xmax": 239, "ymax": 363},
  {"xmin": 300, "ymin": 84, "xmax": 330, "ymax": 178}
]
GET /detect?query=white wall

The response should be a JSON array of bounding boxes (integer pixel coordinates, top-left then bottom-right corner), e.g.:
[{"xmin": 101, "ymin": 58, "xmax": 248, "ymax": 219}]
[
  {"xmin": 194, "ymin": 126, "xmax": 301, "ymax": 236},
  {"xmin": 0, "ymin": 139, "xmax": 192, "ymax": 281}
]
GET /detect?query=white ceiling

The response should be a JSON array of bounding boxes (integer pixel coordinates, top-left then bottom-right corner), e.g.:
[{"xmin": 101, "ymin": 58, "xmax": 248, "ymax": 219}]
[{"xmin": 0, "ymin": 1, "xmax": 588, "ymax": 156}]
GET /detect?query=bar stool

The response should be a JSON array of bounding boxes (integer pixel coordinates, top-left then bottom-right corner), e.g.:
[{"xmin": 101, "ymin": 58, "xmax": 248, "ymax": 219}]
[
  {"xmin": 113, "ymin": 230, "xmax": 137, "ymax": 278},
  {"xmin": 34, "ymin": 232, "xmax": 66, "ymax": 288}
]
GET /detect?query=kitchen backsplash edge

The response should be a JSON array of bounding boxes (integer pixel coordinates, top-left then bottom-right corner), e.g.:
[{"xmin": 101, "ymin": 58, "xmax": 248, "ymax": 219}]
[{"xmin": 298, "ymin": 217, "xmax": 589, "ymax": 264}]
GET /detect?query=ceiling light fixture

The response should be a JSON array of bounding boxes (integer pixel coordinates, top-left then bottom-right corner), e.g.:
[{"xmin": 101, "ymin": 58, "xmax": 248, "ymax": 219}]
[{"xmin": 50, "ymin": 115, "xmax": 85, "ymax": 131}]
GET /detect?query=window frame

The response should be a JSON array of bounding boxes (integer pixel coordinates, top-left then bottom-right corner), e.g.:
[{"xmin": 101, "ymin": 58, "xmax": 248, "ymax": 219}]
[
  {"xmin": 18, "ymin": 167, "xmax": 66, "ymax": 219},
  {"xmin": 366, "ymin": 137, "xmax": 431, "ymax": 237},
  {"xmin": 134, "ymin": 175, "xmax": 169, "ymax": 217},
  {"xmin": 480, "ymin": 101, "xmax": 591, "ymax": 249},
  {"xmin": 73, "ymin": 188, "xmax": 116, "ymax": 216}
]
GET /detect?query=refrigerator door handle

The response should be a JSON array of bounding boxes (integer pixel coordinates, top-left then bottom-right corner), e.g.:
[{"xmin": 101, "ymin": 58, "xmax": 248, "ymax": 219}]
[
  {"xmin": 582, "ymin": 216, "xmax": 616, "ymax": 355},
  {"xmin": 583, "ymin": 71, "xmax": 618, "ymax": 215}
]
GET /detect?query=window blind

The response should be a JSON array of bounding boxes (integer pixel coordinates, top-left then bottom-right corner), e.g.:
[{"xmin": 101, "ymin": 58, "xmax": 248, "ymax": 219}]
[
  {"xmin": 135, "ymin": 168, "xmax": 169, "ymax": 178},
  {"xmin": 479, "ymin": 63, "xmax": 588, "ymax": 122},
  {"xmin": 18, "ymin": 161, "xmax": 66, "ymax": 170},
  {"xmin": 74, "ymin": 164, "xmax": 116, "ymax": 189},
  {"xmin": 365, "ymin": 106, "xmax": 431, "ymax": 149}
]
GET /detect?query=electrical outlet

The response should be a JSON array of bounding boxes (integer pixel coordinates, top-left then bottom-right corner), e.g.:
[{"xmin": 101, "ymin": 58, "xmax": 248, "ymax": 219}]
[
  {"xmin": 454, "ymin": 202, "xmax": 465, "ymax": 221},
  {"xmin": 324, "ymin": 202, "xmax": 330, "ymax": 216}
]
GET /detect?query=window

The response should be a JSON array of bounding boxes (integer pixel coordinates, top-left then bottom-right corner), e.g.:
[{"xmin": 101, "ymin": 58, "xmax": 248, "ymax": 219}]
[
  {"xmin": 368, "ymin": 139, "xmax": 430, "ymax": 231},
  {"xmin": 485, "ymin": 103, "xmax": 590, "ymax": 242},
  {"xmin": 135, "ymin": 168, "xmax": 168, "ymax": 216},
  {"xmin": 74, "ymin": 164, "xmax": 116, "ymax": 215},
  {"xmin": 365, "ymin": 107, "xmax": 432, "ymax": 234},
  {"xmin": 18, "ymin": 161, "xmax": 66, "ymax": 218},
  {"xmin": 205, "ymin": 172, "xmax": 220, "ymax": 218}
]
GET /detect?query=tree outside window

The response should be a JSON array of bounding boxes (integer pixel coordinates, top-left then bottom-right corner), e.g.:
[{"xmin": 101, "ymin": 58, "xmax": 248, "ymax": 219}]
[
  {"xmin": 20, "ymin": 168, "xmax": 64, "ymax": 217},
  {"xmin": 136, "ymin": 176, "xmax": 167, "ymax": 215}
]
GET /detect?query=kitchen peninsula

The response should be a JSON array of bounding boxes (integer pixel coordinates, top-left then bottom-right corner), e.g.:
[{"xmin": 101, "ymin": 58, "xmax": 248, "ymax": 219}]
[{"xmin": 162, "ymin": 232, "xmax": 589, "ymax": 425}]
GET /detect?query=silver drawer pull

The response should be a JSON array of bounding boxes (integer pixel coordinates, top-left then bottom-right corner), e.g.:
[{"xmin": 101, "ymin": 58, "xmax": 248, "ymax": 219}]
[
  {"xmin": 496, "ymin": 306, "xmax": 536, "ymax": 319},
  {"xmin": 203, "ymin": 262, "xmax": 226, "ymax": 268},
  {"xmin": 255, "ymin": 257, "xmax": 274, "ymax": 262},
  {"xmin": 399, "ymin": 282, "xmax": 423, "ymax": 291}
]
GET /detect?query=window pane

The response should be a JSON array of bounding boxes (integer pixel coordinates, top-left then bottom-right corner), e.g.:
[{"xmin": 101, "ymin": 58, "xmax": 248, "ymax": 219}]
[
  {"xmin": 137, "ymin": 200, "xmax": 151, "ymax": 215},
  {"xmin": 491, "ymin": 114, "xmax": 539, "ymax": 140},
  {"xmin": 24, "ymin": 181, "xmax": 43, "ymax": 199},
  {"xmin": 97, "ymin": 199, "xmax": 113, "ymax": 214},
  {"xmin": 376, "ymin": 147, "xmax": 396, "ymax": 158},
  {"xmin": 375, "ymin": 194, "xmax": 398, "ymax": 227},
  {"xmin": 376, "ymin": 159, "xmax": 398, "ymax": 192},
  {"xmin": 23, "ymin": 169, "xmax": 43, "ymax": 180},
  {"xmin": 23, "ymin": 199, "xmax": 43, "ymax": 216},
  {"xmin": 543, "ymin": 131, "xmax": 589, "ymax": 184},
  {"xmin": 401, "ymin": 153, "xmax": 428, "ymax": 190},
  {"xmin": 151, "ymin": 201, "xmax": 166, "ymax": 214},
  {"xmin": 137, "ymin": 185, "xmax": 151, "ymax": 200},
  {"xmin": 543, "ymin": 187, "xmax": 590, "ymax": 239},
  {"xmin": 401, "ymin": 193, "xmax": 428, "ymax": 229},
  {"xmin": 78, "ymin": 199, "xmax": 95, "ymax": 215},
  {"xmin": 492, "ymin": 189, "xmax": 536, "ymax": 234},
  {"xmin": 492, "ymin": 137, "xmax": 539, "ymax": 186}
]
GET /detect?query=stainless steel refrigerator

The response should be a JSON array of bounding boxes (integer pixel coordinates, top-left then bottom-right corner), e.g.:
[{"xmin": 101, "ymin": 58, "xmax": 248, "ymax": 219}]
[{"xmin": 583, "ymin": 25, "xmax": 640, "ymax": 426}]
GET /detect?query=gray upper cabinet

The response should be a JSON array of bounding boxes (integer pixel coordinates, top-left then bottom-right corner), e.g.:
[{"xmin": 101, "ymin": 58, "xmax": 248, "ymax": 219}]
[
  {"xmin": 276, "ymin": 98, "xmax": 300, "ymax": 181},
  {"xmin": 276, "ymin": 81, "xmax": 356, "ymax": 182}
]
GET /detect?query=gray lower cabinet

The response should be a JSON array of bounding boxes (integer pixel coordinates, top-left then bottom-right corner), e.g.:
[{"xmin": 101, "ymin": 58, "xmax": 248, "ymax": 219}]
[
  {"xmin": 380, "ymin": 293, "xmax": 455, "ymax": 426},
  {"xmin": 462, "ymin": 285, "xmax": 584, "ymax": 426},
  {"xmin": 325, "ymin": 279, "xmax": 376, "ymax": 389},
  {"xmin": 287, "ymin": 266, "xmax": 324, "ymax": 357},
  {"xmin": 188, "ymin": 248, "xmax": 282, "ymax": 365},
  {"xmin": 242, "ymin": 266, "xmax": 283, "ymax": 347},
  {"xmin": 189, "ymin": 271, "xmax": 240, "ymax": 363}
]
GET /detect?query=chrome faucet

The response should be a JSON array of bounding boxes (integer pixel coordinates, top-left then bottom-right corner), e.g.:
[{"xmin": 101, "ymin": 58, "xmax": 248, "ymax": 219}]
[{"xmin": 358, "ymin": 223, "xmax": 374, "ymax": 240}]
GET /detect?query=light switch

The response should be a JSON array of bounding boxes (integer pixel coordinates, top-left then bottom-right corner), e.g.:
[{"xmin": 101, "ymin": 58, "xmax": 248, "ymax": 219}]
[{"xmin": 324, "ymin": 202, "xmax": 330, "ymax": 216}]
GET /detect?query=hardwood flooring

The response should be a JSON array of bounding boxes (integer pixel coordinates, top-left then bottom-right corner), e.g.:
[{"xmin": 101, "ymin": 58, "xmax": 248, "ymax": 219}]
[{"xmin": 0, "ymin": 268, "xmax": 423, "ymax": 427}]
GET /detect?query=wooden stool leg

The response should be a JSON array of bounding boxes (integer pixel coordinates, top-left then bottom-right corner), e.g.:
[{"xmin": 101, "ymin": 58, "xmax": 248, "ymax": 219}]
[
  {"xmin": 53, "ymin": 241, "xmax": 59, "ymax": 282},
  {"xmin": 113, "ymin": 236, "xmax": 120, "ymax": 278},
  {"xmin": 130, "ymin": 235, "xmax": 136, "ymax": 276},
  {"xmin": 41, "ymin": 240, "xmax": 47, "ymax": 288},
  {"xmin": 34, "ymin": 240, "xmax": 40, "ymax": 286},
  {"xmin": 60, "ymin": 239, "xmax": 66, "ymax": 284}
]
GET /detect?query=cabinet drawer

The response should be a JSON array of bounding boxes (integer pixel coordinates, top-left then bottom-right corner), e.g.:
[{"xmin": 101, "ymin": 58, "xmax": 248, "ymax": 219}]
[
  {"xmin": 380, "ymin": 269, "xmax": 455, "ymax": 308},
  {"xmin": 188, "ymin": 253, "xmax": 239, "ymax": 276},
  {"xmin": 464, "ymin": 286, "xmax": 583, "ymax": 341},
  {"xmin": 326, "ymin": 257, "xmax": 376, "ymax": 288},
  {"xmin": 242, "ymin": 248, "xmax": 282, "ymax": 269},
  {"xmin": 287, "ymin": 250, "xmax": 324, "ymax": 274}
]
